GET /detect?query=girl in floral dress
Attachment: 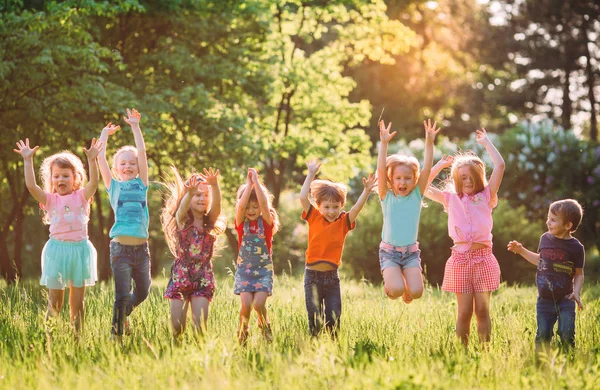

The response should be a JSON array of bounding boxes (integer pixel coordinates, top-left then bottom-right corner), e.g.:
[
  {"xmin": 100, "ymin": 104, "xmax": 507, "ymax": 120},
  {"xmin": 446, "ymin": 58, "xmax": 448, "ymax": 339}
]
[{"xmin": 161, "ymin": 167, "xmax": 225, "ymax": 338}]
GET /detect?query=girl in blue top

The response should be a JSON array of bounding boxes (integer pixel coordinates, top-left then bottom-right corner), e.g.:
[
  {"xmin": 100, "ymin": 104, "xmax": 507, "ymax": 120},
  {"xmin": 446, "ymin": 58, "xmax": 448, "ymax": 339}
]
[
  {"xmin": 377, "ymin": 119, "xmax": 441, "ymax": 303},
  {"xmin": 98, "ymin": 108, "xmax": 151, "ymax": 342}
]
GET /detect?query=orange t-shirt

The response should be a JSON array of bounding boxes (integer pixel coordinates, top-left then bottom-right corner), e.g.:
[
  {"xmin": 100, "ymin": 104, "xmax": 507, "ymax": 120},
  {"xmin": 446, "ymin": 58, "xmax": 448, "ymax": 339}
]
[{"xmin": 302, "ymin": 205, "xmax": 355, "ymax": 268}]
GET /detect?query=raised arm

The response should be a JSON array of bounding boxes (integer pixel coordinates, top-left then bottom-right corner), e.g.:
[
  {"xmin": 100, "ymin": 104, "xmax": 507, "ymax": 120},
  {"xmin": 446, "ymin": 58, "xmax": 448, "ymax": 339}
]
[
  {"xmin": 176, "ymin": 175, "xmax": 199, "ymax": 229},
  {"xmin": 377, "ymin": 120, "xmax": 396, "ymax": 200},
  {"xmin": 476, "ymin": 128, "xmax": 505, "ymax": 197},
  {"xmin": 417, "ymin": 119, "xmax": 441, "ymax": 195},
  {"xmin": 348, "ymin": 173, "xmax": 377, "ymax": 223},
  {"xmin": 424, "ymin": 155, "xmax": 454, "ymax": 205},
  {"xmin": 300, "ymin": 158, "xmax": 321, "ymax": 213},
  {"xmin": 200, "ymin": 168, "xmax": 222, "ymax": 226},
  {"xmin": 507, "ymin": 240, "xmax": 540, "ymax": 266},
  {"xmin": 248, "ymin": 168, "xmax": 273, "ymax": 226},
  {"xmin": 98, "ymin": 122, "xmax": 120, "ymax": 189},
  {"xmin": 124, "ymin": 108, "xmax": 149, "ymax": 187},
  {"xmin": 82, "ymin": 138, "xmax": 104, "ymax": 201},
  {"xmin": 235, "ymin": 171, "xmax": 253, "ymax": 226},
  {"xmin": 13, "ymin": 139, "xmax": 46, "ymax": 205}
]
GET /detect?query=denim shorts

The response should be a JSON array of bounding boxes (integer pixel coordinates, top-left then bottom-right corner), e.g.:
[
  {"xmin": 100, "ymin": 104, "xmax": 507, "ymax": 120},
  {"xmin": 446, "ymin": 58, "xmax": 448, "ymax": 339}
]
[{"xmin": 379, "ymin": 242, "xmax": 421, "ymax": 272}]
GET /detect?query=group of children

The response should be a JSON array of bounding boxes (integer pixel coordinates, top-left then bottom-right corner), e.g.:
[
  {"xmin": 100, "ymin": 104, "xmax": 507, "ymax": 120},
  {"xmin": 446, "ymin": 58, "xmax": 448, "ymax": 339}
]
[{"xmin": 14, "ymin": 110, "xmax": 585, "ymax": 349}]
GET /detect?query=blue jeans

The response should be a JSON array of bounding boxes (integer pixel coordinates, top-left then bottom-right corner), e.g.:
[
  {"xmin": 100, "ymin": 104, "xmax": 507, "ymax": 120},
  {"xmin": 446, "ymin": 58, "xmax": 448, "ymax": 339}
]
[
  {"xmin": 110, "ymin": 241, "xmax": 151, "ymax": 336},
  {"xmin": 304, "ymin": 269, "xmax": 342, "ymax": 337},
  {"xmin": 536, "ymin": 296, "xmax": 576, "ymax": 347}
]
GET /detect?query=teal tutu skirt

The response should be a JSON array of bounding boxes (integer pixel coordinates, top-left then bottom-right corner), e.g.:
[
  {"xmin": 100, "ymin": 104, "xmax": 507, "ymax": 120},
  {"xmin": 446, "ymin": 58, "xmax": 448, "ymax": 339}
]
[{"xmin": 40, "ymin": 238, "xmax": 98, "ymax": 289}]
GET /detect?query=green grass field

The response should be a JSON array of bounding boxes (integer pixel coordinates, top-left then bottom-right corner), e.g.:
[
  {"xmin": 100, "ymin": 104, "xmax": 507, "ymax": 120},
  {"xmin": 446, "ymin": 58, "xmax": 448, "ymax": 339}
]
[{"xmin": 1, "ymin": 276, "xmax": 599, "ymax": 389}]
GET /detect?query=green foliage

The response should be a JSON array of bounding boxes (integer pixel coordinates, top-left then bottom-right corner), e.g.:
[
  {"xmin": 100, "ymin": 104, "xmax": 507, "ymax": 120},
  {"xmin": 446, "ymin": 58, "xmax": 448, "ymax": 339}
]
[{"xmin": 1, "ymin": 278, "xmax": 600, "ymax": 388}]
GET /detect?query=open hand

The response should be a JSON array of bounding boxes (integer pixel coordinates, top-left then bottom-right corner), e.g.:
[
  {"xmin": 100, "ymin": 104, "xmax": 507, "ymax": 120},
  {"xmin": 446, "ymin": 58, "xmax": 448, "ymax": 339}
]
[
  {"xmin": 424, "ymin": 119, "xmax": 442, "ymax": 140},
  {"xmin": 103, "ymin": 122, "xmax": 120, "ymax": 136},
  {"xmin": 83, "ymin": 138, "xmax": 104, "ymax": 160},
  {"xmin": 184, "ymin": 175, "xmax": 203, "ymax": 195},
  {"xmin": 362, "ymin": 172, "xmax": 377, "ymax": 192},
  {"xmin": 200, "ymin": 167, "xmax": 220, "ymax": 186},
  {"xmin": 434, "ymin": 154, "xmax": 454, "ymax": 170},
  {"xmin": 507, "ymin": 240, "xmax": 523, "ymax": 254},
  {"xmin": 475, "ymin": 128, "xmax": 490, "ymax": 145},
  {"xmin": 123, "ymin": 108, "xmax": 141, "ymax": 126},
  {"xmin": 379, "ymin": 120, "xmax": 396, "ymax": 143},
  {"xmin": 306, "ymin": 158, "xmax": 322, "ymax": 174},
  {"xmin": 13, "ymin": 138, "xmax": 39, "ymax": 160}
]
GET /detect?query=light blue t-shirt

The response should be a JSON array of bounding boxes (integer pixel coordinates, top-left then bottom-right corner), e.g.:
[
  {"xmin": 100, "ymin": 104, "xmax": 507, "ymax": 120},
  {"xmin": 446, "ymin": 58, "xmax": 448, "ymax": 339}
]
[
  {"xmin": 107, "ymin": 177, "xmax": 149, "ymax": 239},
  {"xmin": 380, "ymin": 187, "xmax": 422, "ymax": 247}
]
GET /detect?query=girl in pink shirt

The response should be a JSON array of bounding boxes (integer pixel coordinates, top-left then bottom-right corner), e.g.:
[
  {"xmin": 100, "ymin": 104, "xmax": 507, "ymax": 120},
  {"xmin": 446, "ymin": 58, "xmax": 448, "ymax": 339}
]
[
  {"xmin": 14, "ymin": 138, "xmax": 103, "ymax": 336},
  {"xmin": 426, "ymin": 128, "xmax": 505, "ymax": 346}
]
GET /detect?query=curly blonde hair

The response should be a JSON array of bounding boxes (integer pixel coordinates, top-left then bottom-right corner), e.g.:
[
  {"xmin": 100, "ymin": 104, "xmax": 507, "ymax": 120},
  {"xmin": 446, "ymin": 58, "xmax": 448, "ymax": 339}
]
[
  {"xmin": 160, "ymin": 167, "xmax": 226, "ymax": 258},
  {"xmin": 385, "ymin": 155, "xmax": 420, "ymax": 189},
  {"xmin": 39, "ymin": 151, "xmax": 87, "ymax": 224},
  {"xmin": 236, "ymin": 183, "xmax": 281, "ymax": 234},
  {"xmin": 310, "ymin": 179, "xmax": 348, "ymax": 206}
]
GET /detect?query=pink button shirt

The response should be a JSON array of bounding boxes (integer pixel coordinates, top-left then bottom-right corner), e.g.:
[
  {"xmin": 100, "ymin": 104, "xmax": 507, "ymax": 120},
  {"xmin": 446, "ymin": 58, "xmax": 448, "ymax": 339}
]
[
  {"xmin": 43, "ymin": 189, "xmax": 90, "ymax": 242},
  {"xmin": 443, "ymin": 186, "xmax": 497, "ymax": 253}
]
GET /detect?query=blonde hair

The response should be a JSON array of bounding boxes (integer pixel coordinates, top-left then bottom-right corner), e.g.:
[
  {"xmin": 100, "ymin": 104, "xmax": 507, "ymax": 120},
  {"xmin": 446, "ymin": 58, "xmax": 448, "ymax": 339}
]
[
  {"xmin": 236, "ymin": 183, "xmax": 281, "ymax": 234},
  {"xmin": 39, "ymin": 151, "xmax": 87, "ymax": 224},
  {"xmin": 385, "ymin": 155, "xmax": 420, "ymax": 189},
  {"xmin": 111, "ymin": 145, "xmax": 138, "ymax": 178},
  {"xmin": 310, "ymin": 179, "xmax": 348, "ymax": 207},
  {"xmin": 549, "ymin": 199, "xmax": 583, "ymax": 232},
  {"xmin": 447, "ymin": 152, "xmax": 487, "ymax": 196},
  {"xmin": 160, "ymin": 166, "xmax": 226, "ymax": 258}
]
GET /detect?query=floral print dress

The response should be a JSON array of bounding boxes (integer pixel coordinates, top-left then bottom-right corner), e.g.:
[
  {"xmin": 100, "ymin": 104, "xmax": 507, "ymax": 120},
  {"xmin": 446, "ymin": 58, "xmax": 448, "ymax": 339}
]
[{"xmin": 164, "ymin": 224, "xmax": 217, "ymax": 301}]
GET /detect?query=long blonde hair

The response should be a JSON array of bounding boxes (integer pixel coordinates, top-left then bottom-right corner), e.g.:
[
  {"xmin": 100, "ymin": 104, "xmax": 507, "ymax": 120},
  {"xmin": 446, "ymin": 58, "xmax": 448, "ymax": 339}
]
[
  {"xmin": 161, "ymin": 166, "xmax": 226, "ymax": 257},
  {"xmin": 236, "ymin": 183, "xmax": 281, "ymax": 234},
  {"xmin": 39, "ymin": 151, "xmax": 87, "ymax": 224}
]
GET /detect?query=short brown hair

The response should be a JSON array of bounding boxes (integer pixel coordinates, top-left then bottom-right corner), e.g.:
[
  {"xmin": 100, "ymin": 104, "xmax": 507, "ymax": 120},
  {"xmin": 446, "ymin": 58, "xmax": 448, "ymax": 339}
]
[
  {"xmin": 549, "ymin": 199, "xmax": 583, "ymax": 232},
  {"xmin": 310, "ymin": 179, "xmax": 347, "ymax": 206}
]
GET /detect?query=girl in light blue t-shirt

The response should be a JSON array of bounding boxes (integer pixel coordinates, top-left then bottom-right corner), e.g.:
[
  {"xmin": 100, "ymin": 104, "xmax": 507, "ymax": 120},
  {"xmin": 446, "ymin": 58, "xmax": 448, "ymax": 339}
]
[
  {"xmin": 376, "ymin": 119, "xmax": 441, "ymax": 303},
  {"xmin": 98, "ymin": 108, "xmax": 151, "ymax": 342}
]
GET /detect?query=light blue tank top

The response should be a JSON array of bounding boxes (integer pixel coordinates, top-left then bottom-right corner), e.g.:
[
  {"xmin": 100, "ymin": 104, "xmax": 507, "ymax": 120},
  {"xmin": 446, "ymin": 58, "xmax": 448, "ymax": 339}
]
[
  {"xmin": 108, "ymin": 177, "xmax": 149, "ymax": 239},
  {"xmin": 381, "ymin": 187, "xmax": 422, "ymax": 247}
]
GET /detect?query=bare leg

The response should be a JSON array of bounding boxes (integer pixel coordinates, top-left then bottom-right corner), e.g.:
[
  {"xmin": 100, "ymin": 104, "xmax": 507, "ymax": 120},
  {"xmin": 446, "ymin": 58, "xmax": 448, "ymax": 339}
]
[
  {"xmin": 402, "ymin": 267, "xmax": 424, "ymax": 303},
  {"xmin": 170, "ymin": 299, "xmax": 189, "ymax": 338},
  {"xmin": 69, "ymin": 286, "xmax": 86, "ymax": 335},
  {"xmin": 474, "ymin": 291, "xmax": 493, "ymax": 344},
  {"xmin": 382, "ymin": 267, "xmax": 405, "ymax": 300},
  {"xmin": 456, "ymin": 293, "xmax": 474, "ymax": 346},
  {"xmin": 238, "ymin": 293, "xmax": 253, "ymax": 343},
  {"xmin": 47, "ymin": 289, "xmax": 65, "ymax": 320},
  {"xmin": 189, "ymin": 297, "xmax": 210, "ymax": 336},
  {"xmin": 252, "ymin": 292, "xmax": 272, "ymax": 342}
]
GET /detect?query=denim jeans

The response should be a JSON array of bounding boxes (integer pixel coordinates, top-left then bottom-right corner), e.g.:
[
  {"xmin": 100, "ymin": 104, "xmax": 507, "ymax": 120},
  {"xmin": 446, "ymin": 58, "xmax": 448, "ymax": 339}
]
[
  {"xmin": 304, "ymin": 269, "xmax": 342, "ymax": 337},
  {"xmin": 110, "ymin": 241, "xmax": 151, "ymax": 335},
  {"xmin": 536, "ymin": 296, "xmax": 576, "ymax": 347}
]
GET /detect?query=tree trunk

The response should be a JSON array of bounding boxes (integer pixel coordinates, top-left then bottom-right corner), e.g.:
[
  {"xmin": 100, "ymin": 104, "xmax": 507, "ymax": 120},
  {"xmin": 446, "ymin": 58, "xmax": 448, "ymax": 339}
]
[
  {"xmin": 224, "ymin": 227, "xmax": 239, "ymax": 262},
  {"xmin": 582, "ymin": 20, "xmax": 598, "ymax": 141},
  {"xmin": 95, "ymin": 191, "xmax": 112, "ymax": 281}
]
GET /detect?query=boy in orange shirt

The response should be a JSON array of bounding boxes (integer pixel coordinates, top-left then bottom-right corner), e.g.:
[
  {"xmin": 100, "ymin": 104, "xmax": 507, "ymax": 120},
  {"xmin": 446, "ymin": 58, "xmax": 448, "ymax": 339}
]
[{"xmin": 300, "ymin": 158, "xmax": 376, "ymax": 336}]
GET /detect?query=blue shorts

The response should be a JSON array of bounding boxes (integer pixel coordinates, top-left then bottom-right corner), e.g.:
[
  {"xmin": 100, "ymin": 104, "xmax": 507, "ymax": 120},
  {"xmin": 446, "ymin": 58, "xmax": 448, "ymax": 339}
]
[{"xmin": 379, "ymin": 241, "xmax": 421, "ymax": 272}]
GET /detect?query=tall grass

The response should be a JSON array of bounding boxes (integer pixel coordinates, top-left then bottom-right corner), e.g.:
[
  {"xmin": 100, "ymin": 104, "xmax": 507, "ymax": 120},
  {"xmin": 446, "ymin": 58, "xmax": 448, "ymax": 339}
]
[{"xmin": 1, "ymin": 277, "xmax": 599, "ymax": 389}]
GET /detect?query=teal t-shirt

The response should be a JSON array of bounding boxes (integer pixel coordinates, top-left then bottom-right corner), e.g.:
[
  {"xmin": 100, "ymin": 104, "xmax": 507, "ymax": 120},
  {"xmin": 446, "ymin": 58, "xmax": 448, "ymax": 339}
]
[
  {"xmin": 380, "ymin": 187, "xmax": 422, "ymax": 247},
  {"xmin": 107, "ymin": 177, "xmax": 149, "ymax": 239}
]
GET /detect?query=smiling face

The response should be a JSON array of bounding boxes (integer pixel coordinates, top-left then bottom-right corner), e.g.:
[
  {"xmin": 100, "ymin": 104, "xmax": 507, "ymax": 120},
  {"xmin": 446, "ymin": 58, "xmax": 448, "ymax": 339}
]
[
  {"xmin": 190, "ymin": 183, "xmax": 211, "ymax": 215},
  {"xmin": 244, "ymin": 200, "xmax": 261, "ymax": 221},
  {"xmin": 51, "ymin": 164, "xmax": 75, "ymax": 195},
  {"xmin": 115, "ymin": 150, "xmax": 139, "ymax": 181},
  {"xmin": 317, "ymin": 199, "xmax": 343, "ymax": 222},
  {"xmin": 546, "ymin": 210, "xmax": 572, "ymax": 239},
  {"xmin": 390, "ymin": 164, "xmax": 417, "ymax": 196},
  {"xmin": 457, "ymin": 166, "xmax": 477, "ymax": 196}
]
